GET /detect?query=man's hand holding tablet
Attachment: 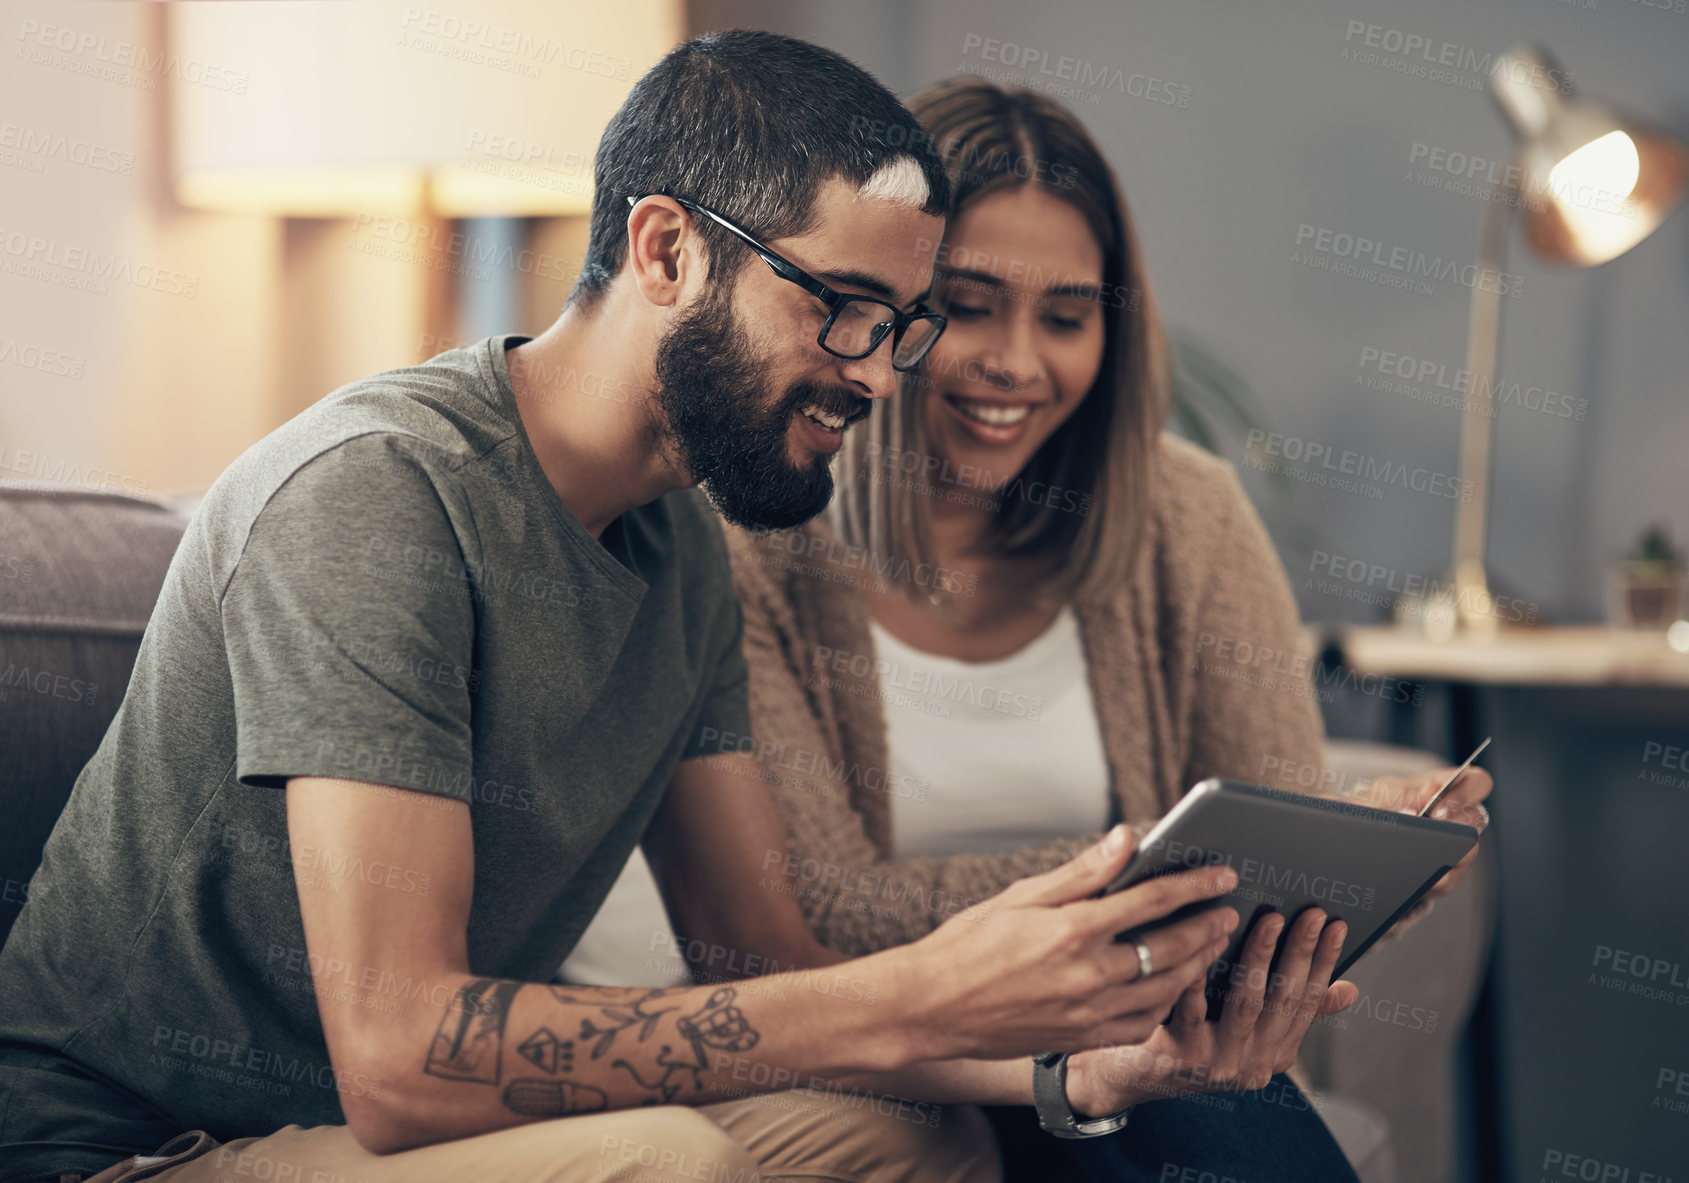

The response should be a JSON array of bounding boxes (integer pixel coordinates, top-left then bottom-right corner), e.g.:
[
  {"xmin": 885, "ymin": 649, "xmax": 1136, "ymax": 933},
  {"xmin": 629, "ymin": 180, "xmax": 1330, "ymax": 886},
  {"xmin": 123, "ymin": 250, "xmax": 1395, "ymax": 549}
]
[{"xmin": 905, "ymin": 824, "xmax": 1246, "ymax": 1059}]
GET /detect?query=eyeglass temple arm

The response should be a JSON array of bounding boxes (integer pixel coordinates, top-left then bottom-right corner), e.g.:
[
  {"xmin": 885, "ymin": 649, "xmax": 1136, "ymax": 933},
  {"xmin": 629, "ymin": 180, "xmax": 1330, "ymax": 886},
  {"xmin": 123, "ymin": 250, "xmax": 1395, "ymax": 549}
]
[
  {"xmin": 626, "ymin": 194, "xmax": 832, "ymax": 303},
  {"xmin": 624, "ymin": 194, "xmax": 945, "ymax": 359}
]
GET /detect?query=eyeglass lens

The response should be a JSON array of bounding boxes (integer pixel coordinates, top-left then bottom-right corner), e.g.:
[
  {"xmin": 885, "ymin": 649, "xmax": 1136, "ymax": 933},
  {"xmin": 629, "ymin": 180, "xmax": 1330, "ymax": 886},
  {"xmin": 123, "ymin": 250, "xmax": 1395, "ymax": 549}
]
[{"xmin": 822, "ymin": 302, "xmax": 942, "ymax": 368}]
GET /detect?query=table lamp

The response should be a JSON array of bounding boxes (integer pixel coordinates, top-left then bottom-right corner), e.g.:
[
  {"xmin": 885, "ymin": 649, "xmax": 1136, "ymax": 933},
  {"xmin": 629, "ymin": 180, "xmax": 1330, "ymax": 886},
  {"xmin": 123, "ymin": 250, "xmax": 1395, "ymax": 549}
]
[
  {"xmin": 166, "ymin": 0, "xmax": 680, "ymax": 340},
  {"xmin": 1428, "ymin": 45, "xmax": 1687, "ymax": 639}
]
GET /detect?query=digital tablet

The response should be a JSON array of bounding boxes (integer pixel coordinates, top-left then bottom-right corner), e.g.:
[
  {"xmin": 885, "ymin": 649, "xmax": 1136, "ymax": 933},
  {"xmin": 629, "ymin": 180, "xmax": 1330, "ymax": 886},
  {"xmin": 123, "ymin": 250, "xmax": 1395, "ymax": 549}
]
[{"xmin": 1103, "ymin": 778, "xmax": 1481, "ymax": 1016}]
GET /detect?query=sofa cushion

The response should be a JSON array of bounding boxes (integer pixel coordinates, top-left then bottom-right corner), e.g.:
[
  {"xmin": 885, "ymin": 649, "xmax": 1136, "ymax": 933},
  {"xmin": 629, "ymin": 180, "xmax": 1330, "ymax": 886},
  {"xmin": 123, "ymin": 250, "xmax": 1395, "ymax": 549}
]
[{"xmin": 0, "ymin": 480, "xmax": 188, "ymax": 942}]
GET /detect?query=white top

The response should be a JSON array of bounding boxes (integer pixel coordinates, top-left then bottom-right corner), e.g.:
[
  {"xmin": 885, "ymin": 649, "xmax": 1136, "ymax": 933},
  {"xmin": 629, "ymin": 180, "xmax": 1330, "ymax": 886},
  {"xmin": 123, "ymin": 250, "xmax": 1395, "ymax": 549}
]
[
  {"xmin": 870, "ymin": 606, "xmax": 1112, "ymax": 856},
  {"xmin": 556, "ymin": 843, "xmax": 690, "ymax": 987},
  {"xmin": 558, "ymin": 606, "xmax": 1112, "ymax": 986}
]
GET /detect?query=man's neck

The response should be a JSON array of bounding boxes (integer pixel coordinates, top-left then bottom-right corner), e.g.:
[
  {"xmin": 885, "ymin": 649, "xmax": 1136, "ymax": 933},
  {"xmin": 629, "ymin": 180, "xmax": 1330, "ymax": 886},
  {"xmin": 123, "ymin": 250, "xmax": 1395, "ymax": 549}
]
[{"xmin": 505, "ymin": 296, "xmax": 688, "ymax": 538}]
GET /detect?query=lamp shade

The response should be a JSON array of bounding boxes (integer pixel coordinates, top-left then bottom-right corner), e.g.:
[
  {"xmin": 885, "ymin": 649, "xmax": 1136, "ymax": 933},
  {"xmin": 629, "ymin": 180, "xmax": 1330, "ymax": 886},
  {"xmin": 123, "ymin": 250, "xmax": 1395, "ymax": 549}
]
[
  {"xmin": 167, "ymin": 0, "xmax": 681, "ymax": 217},
  {"xmin": 1489, "ymin": 44, "xmax": 1688, "ymax": 266}
]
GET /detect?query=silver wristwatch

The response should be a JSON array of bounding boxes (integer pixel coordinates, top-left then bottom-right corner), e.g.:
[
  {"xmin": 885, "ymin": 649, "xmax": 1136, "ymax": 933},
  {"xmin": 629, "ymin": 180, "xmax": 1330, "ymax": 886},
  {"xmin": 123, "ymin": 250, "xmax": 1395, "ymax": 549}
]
[{"xmin": 1031, "ymin": 1051, "xmax": 1134, "ymax": 1138}]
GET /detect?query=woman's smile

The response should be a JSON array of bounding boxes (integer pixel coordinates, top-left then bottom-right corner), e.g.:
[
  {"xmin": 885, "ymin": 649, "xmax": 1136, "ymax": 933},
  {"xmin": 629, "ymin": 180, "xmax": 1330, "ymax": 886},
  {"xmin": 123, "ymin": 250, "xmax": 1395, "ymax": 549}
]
[{"xmin": 942, "ymin": 394, "xmax": 1045, "ymax": 445}]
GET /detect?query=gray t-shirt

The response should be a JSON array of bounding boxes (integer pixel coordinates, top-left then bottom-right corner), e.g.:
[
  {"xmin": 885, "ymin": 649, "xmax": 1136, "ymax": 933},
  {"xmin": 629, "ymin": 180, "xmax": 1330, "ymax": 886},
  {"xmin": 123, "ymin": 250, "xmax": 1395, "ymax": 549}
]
[{"xmin": 0, "ymin": 335, "xmax": 750, "ymax": 1181}]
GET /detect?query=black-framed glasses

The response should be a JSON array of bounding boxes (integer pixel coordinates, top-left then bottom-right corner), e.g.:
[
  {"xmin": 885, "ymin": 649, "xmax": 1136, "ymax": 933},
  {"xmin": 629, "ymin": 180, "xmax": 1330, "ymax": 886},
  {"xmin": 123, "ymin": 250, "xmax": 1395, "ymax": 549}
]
[{"xmin": 626, "ymin": 194, "xmax": 947, "ymax": 372}]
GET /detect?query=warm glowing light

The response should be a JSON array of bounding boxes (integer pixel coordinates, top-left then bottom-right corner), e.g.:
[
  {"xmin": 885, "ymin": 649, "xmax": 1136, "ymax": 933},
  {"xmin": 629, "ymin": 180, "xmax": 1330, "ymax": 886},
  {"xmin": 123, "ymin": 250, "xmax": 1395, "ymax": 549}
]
[
  {"xmin": 168, "ymin": 0, "xmax": 670, "ymax": 219},
  {"xmin": 1536, "ymin": 130, "xmax": 1660, "ymax": 263},
  {"xmin": 1549, "ymin": 130, "xmax": 1642, "ymax": 202},
  {"xmin": 1667, "ymin": 620, "xmax": 1689, "ymax": 653},
  {"xmin": 176, "ymin": 170, "xmax": 428, "ymax": 217},
  {"xmin": 176, "ymin": 168, "xmax": 596, "ymax": 218}
]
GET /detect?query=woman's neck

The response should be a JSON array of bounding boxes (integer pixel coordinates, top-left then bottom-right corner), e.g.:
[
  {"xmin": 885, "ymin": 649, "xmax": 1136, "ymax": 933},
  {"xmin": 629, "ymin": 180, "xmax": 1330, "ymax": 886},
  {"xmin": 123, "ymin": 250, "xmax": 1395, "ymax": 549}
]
[
  {"xmin": 868, "ymin": 487, "xmax": 1064, "ymax": 662},
  {"xmin": 925, "ymin": 492, "xmax": 994, "ymax": 567}
]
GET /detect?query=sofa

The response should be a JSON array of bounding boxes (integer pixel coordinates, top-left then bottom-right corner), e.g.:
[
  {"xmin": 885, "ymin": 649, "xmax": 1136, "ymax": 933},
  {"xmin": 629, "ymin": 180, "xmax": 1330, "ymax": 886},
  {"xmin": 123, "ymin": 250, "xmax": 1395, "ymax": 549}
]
[{"xmin": 0, "ymin": 479, "xmax": 1496, "ymax": 1182}]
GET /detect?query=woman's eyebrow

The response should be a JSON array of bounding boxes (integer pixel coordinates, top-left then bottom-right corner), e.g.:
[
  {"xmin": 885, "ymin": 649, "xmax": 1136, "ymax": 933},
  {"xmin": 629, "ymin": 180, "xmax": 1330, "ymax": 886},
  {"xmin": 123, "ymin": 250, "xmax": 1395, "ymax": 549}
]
[
  {"xmin": 1046, "ymin": 281, "xmax": 1103, "ymax": 301},
  {"xmin": 939, "ymin": 266, "xmax": 1103, "ymax": 303},
  {"xmin": 936, "ymin": 265, "xmax": 1006, "ymax": 288}
]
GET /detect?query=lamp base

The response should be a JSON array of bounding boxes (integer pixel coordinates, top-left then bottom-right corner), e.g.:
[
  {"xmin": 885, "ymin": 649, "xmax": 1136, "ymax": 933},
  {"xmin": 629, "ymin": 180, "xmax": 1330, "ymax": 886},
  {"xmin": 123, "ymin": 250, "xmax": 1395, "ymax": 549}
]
[{"xmin": 1391, "ymin": 560, "xmax": 1525, "ymax": 640}]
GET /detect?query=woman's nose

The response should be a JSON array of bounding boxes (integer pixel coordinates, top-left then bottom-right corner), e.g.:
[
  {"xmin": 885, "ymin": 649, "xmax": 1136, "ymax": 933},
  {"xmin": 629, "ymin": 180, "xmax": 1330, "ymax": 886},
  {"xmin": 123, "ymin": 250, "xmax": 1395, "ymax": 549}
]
[{"xmin": 976, "ymin": 319, "xmax": 1046, "ymax": 391}]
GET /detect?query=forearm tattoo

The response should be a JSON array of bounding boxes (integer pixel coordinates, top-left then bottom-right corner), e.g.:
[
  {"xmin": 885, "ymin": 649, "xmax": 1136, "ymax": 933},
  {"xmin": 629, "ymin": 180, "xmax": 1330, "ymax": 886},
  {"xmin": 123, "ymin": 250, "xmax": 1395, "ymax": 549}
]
[
  {"xmin": 424, "ymin": 980, "xmax": 762, "ymax": 1116},
  {"xmin": 424, "ymin": 978, "xmax": 521, "ymax": 1083}
]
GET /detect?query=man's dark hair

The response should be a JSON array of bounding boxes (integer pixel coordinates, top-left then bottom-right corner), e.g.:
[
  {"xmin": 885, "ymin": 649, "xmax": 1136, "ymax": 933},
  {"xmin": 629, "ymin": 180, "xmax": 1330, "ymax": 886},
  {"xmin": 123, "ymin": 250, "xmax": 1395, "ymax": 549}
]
[{"xmin": 569, "ymin": 29, "xmax": 951, "ymax": 309}]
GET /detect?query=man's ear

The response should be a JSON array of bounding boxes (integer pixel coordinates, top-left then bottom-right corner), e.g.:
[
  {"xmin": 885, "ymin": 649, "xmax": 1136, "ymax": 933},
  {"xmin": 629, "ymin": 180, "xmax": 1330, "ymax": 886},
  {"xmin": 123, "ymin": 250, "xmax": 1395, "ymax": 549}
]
[{"xmin": 625, "ymin": 196, "xmax": 701, "ymax": 309}]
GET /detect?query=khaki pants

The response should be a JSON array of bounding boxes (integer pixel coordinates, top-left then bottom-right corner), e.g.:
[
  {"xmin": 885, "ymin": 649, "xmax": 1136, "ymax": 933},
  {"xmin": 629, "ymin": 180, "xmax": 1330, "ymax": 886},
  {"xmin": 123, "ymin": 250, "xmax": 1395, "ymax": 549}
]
[{"xmin": 68, "ymin": 1090, "xmax": 1002, "ymax": 1183}]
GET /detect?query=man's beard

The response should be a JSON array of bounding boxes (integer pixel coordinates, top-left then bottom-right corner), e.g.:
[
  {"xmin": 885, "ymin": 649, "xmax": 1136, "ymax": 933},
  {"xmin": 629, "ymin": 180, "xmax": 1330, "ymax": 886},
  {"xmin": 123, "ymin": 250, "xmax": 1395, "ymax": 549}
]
[{"xmin": 653, "ymin": 284, "xmax": 867, "ymax": 532}]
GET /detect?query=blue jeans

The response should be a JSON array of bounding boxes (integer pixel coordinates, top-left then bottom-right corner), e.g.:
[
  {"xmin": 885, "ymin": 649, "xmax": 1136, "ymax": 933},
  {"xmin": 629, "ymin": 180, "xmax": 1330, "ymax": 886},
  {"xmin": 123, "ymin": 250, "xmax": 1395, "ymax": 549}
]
[{"xmin": 985, "ymin": 1073, "xmax": 1362, "ymax": 1182}]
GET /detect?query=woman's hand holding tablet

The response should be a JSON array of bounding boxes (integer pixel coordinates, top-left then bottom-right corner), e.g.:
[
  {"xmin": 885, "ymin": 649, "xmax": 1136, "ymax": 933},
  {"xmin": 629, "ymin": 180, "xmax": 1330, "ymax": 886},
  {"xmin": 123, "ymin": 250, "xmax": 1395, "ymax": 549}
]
[
  {"xmin": 1050, "ymin": 765, "xmax": 1490, "ymax": 1114},
  {"xmin": 1064, "ymin": 904, "xmax": 1360, "ymax": 1114},
  {"xmin": 1371, "ymin": 756, "xmax": 1494, "ymax": 902}
]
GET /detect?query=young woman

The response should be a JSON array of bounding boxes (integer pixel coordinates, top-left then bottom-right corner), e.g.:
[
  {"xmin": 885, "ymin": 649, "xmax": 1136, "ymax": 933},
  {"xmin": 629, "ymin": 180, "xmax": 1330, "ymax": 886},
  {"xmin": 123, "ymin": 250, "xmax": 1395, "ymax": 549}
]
[
  {"xmin": 563, "ymin": 77, "xmax": 1489, "ymax": 1179},
  {"xmin": 716, "ymin": 75, "xmax": 1486, "ymax": 955}
]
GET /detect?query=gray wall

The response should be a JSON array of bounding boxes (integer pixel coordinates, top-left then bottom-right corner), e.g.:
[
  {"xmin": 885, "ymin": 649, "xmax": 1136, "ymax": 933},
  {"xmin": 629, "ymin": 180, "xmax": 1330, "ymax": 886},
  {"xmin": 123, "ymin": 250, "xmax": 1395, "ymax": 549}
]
[{"xmin": 697, "ymin": 0, "xmax": 1689, "ymax": 628}]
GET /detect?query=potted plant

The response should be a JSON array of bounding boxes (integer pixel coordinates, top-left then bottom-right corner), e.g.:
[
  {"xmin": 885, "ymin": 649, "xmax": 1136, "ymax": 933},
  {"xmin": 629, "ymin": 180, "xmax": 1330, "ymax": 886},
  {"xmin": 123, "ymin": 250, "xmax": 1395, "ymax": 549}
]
[{"xmin": 1609, "ymin": 524, "xmax": 1686, "ymax": 629}]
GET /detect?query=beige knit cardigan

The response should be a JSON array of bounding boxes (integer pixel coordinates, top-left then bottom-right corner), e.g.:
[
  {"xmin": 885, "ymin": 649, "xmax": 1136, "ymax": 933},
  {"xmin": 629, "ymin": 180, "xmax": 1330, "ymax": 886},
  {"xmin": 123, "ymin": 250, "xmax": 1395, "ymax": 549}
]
[{"xmin": 722, "ymin": 435, "xmax": 1359, "ymax": 956}]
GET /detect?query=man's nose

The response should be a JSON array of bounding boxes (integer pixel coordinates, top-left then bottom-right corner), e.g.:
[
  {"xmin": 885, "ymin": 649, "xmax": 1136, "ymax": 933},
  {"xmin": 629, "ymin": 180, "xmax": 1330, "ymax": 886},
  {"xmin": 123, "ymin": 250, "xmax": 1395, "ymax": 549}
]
[{"xmin": 834, "ymin": 336, "xmax": 901, "ymax": 401}]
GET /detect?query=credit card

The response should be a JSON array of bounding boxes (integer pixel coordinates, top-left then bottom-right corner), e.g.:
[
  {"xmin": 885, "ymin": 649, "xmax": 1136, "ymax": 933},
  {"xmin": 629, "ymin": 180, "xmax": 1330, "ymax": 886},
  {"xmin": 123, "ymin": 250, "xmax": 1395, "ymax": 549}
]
[{"xmin": 1416, "ymin": 737, "xmax": 1491, "ymax": 818}]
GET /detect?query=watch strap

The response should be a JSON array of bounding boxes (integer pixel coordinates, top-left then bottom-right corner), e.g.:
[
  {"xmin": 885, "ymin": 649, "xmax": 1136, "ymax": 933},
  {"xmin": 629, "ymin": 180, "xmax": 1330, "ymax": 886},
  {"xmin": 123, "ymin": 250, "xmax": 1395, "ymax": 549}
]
[{"xmin": 1031, "ymin": 1051, "xmax": 1134, "ymax": 1139}]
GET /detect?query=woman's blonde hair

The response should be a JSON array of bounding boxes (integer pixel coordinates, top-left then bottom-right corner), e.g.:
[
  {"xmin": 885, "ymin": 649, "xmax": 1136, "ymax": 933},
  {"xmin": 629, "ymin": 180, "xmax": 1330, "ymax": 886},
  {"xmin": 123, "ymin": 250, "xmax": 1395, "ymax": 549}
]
[{"xmin": 828, "ymin": 76, "xmax": 1171, "ymax": 607}]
